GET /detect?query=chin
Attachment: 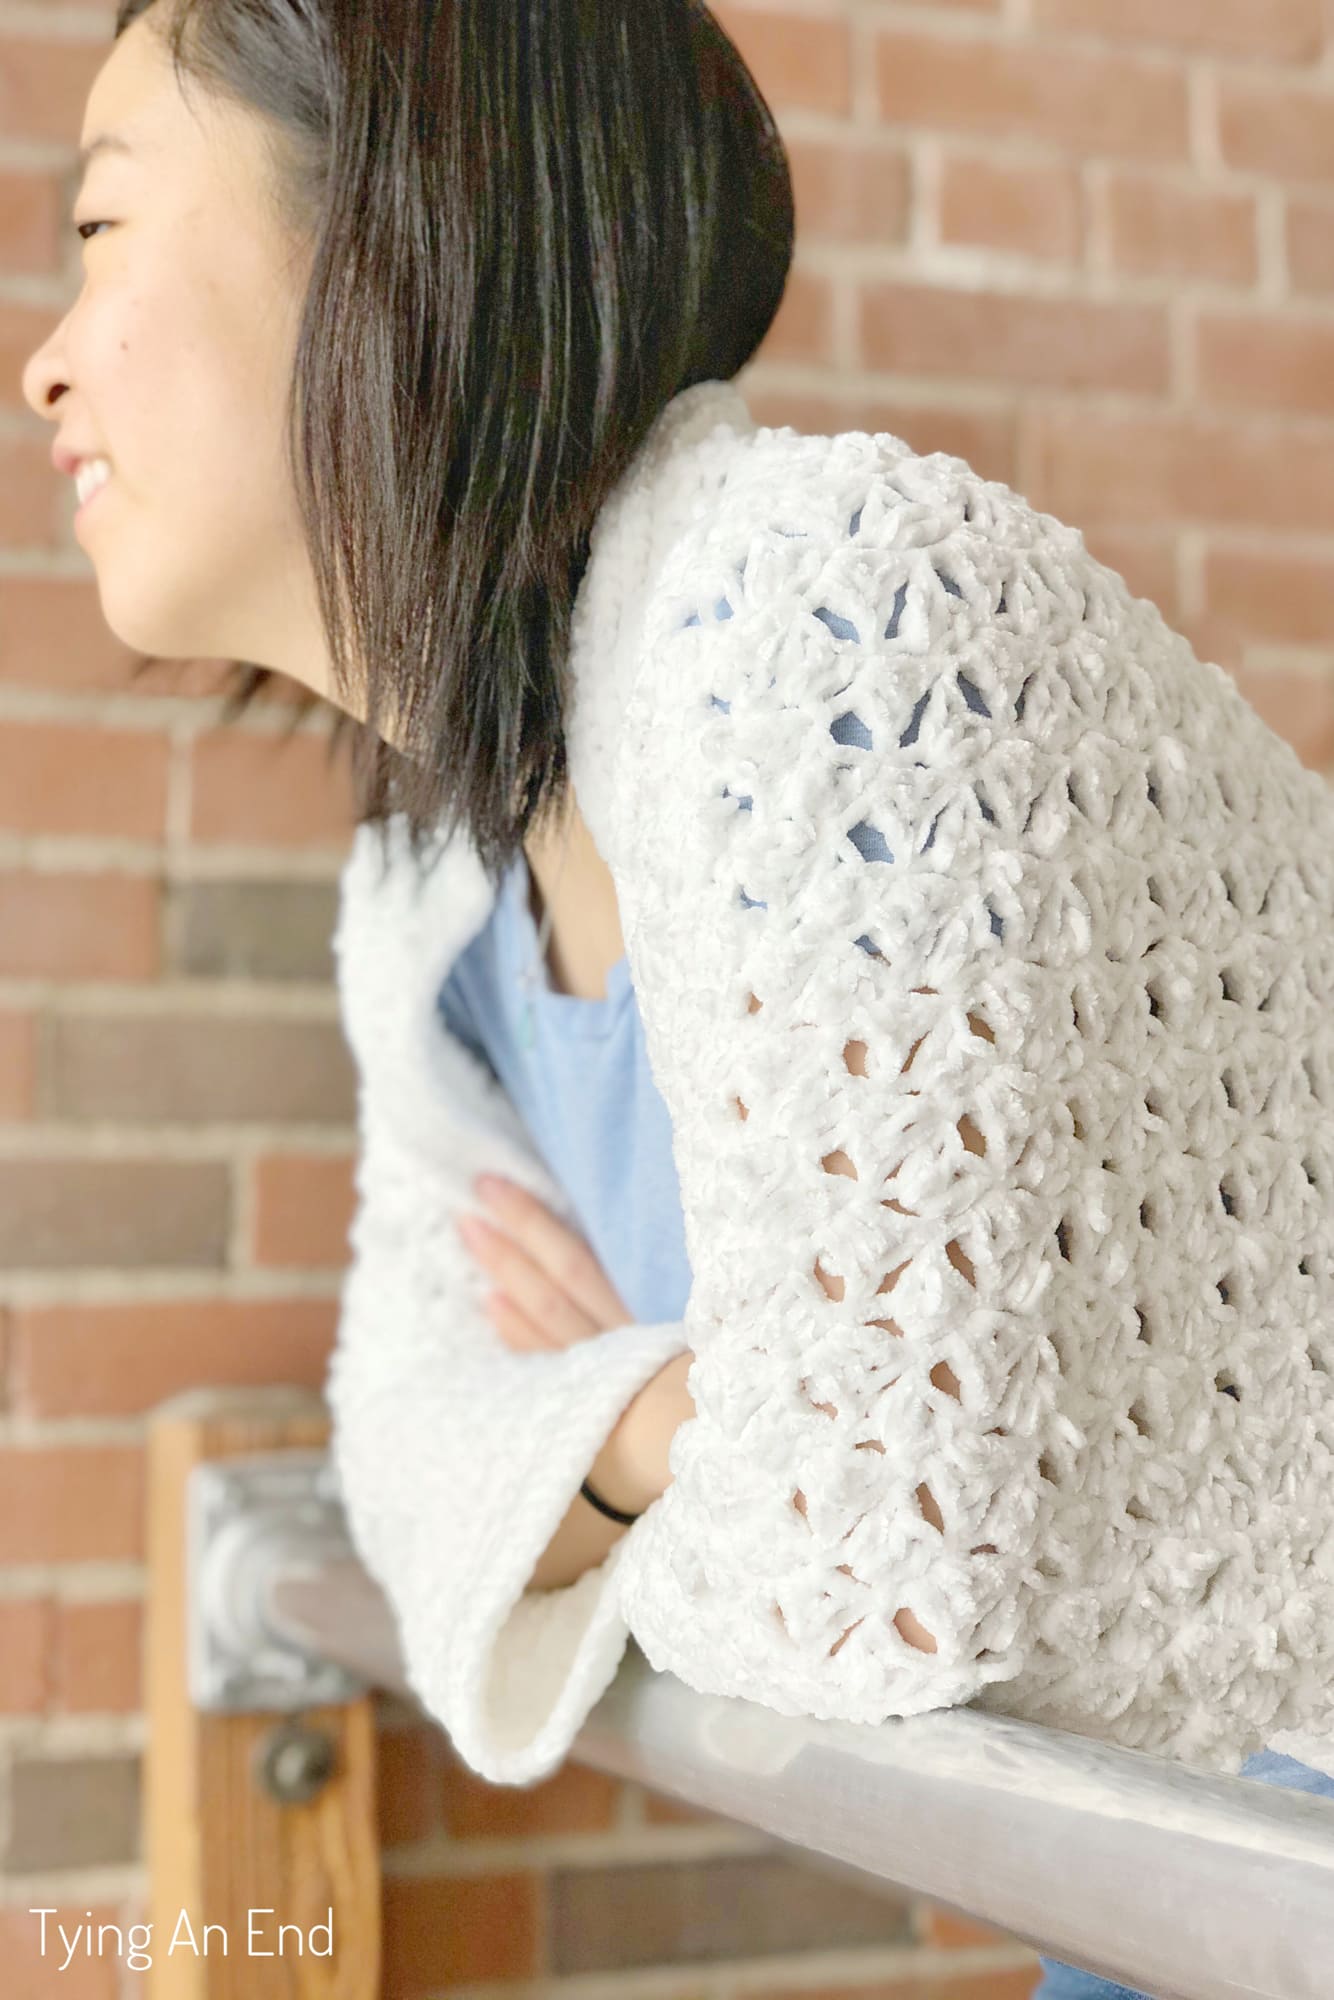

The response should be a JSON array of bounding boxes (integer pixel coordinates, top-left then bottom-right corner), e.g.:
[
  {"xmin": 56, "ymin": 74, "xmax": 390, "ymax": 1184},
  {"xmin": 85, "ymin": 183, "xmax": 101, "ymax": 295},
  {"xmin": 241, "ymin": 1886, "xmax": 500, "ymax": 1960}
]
[{"xmin": 91, "ymin": 571, "xmax": 226, "ymax": 674}]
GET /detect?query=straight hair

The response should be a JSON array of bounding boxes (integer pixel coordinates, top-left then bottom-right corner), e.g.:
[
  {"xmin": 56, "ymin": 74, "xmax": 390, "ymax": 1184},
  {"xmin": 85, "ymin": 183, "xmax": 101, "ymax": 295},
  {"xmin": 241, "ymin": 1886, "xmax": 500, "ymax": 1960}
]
[{"xmin": 113, "ymin": 0, "xmax": 794, "ymax": 885}]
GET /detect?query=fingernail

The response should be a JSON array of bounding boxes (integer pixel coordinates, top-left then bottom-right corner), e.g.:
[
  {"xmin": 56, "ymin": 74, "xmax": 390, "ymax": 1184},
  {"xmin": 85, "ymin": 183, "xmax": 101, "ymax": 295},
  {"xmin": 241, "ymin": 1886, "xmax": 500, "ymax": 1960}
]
[{"xmin": 475, "ymin": 1174, "xmax": 503, "ymax": 1200}]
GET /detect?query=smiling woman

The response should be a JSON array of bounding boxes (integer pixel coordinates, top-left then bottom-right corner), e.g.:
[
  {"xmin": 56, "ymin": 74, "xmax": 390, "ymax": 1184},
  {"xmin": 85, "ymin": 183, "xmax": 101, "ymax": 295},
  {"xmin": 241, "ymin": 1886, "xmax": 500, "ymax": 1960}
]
[
  {"xmin": 23, "ymin": 10, "xmax": 326, "ymax": 734},
  {"xmin": 21, "ymin": 25, "xmax": 1334, "ymax": 2000},
  {"xmin": 21, "ymin": 0, "xmax": 793, "ymax": 893}
]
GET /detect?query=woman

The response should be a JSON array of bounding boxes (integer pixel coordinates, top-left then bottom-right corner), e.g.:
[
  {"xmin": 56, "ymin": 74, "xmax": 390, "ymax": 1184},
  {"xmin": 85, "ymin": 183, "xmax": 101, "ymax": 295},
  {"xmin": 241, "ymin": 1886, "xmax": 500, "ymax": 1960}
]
[{"xmin": 22, "ymin": 3, "xmax": 1334, "ymax": 1993}]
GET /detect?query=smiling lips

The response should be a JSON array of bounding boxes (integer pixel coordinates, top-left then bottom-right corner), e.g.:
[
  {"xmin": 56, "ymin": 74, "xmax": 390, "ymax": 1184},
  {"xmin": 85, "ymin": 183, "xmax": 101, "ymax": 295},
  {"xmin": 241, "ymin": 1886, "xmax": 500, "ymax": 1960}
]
[{"xmin": 75, "ymin": 457, "xmax": 112, "ymax": 508}]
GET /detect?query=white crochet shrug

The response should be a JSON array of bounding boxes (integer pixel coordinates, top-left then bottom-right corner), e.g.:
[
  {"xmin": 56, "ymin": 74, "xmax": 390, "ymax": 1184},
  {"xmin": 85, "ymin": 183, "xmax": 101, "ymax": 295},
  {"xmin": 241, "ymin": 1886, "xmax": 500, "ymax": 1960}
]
[{"xmin": 329, "ymin": 378, "xmax": 1334, "ymax": 1787}]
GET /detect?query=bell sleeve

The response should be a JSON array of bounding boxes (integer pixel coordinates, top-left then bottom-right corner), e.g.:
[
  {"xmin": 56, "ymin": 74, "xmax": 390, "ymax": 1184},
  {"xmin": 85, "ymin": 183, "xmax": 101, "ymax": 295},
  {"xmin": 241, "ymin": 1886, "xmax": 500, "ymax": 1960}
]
[{"xmin": 326, "ymin": 826, "xmax": 690, "ymax": 1787}]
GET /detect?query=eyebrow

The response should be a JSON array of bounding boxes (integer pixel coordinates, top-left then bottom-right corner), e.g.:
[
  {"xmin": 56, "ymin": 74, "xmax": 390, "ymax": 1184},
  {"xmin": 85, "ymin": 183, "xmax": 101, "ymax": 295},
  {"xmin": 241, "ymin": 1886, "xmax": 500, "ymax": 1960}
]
[{"xmin": 77, "ymin": 133, "xmax": 137, "ymax": 169}]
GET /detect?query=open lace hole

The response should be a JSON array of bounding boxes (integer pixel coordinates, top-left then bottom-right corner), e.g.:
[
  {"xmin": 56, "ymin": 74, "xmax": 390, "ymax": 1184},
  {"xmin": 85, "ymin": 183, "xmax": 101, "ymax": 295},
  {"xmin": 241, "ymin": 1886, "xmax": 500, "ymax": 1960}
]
[
  {"xmin": 957, "ymin": 1112, "xmax": 986, "ymax": 1157},
  {"xmin": 814, "ymin": 1257, "xmax": 845, "ymax": 1302},
  {"xmin": 829, "ymin": 1615, "xmax": 865, "ymax": 1658},
  {"xmin": 877, "ymin": 1259, "xmax": 909, "ymax": 1294},
  {"xmin": 798, "ymin": 1377, "xmax": 839, "ymax": 1419},
  {"xmin": 947, "ymin": 1238, "xmax": 976, "ymax": 1287},
  {"xmin": 894, "ymin": 1606, "xmax": 937, "ymax": 1653},
  {"xmin": 930, "ymin": 1359, "xmax": 962, "ymax": 1400}
]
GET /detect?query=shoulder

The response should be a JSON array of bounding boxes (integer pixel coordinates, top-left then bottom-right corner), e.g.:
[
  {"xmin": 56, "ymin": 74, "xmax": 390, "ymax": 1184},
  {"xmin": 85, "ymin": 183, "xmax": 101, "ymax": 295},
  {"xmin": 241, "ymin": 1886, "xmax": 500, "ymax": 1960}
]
[
  {"xmin": 609, "ymin": 410, "xmax": 1223, "ymax": 1043},
  {"xmin": 636, "ymin": 416, "xmax": 1136, "ymax": 688},
  {"xmin": 625, "ymin": 415, "xmax": 1170, "ymax": 775}
]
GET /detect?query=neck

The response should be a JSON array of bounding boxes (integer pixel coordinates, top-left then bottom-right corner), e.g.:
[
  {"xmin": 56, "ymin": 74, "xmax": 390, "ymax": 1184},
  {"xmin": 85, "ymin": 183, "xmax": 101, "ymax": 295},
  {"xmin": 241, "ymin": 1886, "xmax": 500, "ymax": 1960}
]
[{"xmin": 522, "ymin": 789, "xmax": 625, "ymax": 999}]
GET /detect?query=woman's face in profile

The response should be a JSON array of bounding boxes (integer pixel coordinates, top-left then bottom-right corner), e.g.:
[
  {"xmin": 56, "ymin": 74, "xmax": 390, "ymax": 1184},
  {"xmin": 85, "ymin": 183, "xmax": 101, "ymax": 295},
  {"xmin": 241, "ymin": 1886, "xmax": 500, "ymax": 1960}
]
[{"xmin": 20, "ymin": 9, "xmax": 331, "ymax": 703}]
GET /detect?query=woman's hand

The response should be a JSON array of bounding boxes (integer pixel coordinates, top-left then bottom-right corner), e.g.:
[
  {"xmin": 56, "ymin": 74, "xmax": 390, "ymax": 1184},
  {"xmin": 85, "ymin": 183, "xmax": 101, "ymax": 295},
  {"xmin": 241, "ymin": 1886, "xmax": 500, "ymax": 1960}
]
[{"xmin": 456, "ymin": 1173, "xmax": 633, "ymax": 1351}]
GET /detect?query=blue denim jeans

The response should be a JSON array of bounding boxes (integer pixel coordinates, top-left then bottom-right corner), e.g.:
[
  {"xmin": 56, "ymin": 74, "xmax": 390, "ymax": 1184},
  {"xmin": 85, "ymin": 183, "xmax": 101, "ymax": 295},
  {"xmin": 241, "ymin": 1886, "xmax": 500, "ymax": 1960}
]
[{"xmin": 1029, "ymin": 1748, "xmax": 1334, "ymax": 1998}]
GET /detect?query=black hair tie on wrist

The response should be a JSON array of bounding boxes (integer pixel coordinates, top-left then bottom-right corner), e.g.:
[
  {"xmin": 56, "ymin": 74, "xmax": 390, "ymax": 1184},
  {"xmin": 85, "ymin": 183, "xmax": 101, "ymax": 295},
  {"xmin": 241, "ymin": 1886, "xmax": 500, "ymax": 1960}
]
[{"xmin": 580, "ymin": 1476, "xmax": 643, "ymax": 1525}]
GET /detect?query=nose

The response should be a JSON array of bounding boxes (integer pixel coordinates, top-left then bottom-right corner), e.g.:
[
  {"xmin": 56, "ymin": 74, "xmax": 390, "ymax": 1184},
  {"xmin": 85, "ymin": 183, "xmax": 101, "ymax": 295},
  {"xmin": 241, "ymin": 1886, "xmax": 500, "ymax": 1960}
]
[{"xmin": 20, "ymin": 312, "xmax": 74, "ymax": 424}]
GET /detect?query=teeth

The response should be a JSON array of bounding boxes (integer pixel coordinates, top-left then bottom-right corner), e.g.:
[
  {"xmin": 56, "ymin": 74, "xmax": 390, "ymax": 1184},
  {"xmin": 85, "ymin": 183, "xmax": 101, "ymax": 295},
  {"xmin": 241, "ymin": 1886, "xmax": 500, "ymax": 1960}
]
[{"xmin": 75, "ymin": 458, "xmax": 111, "ymax": 507}]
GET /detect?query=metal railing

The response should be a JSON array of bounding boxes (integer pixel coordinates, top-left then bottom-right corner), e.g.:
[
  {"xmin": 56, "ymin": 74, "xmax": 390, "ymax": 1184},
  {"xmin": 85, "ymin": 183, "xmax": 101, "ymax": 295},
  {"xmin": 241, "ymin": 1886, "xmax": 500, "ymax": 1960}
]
[{"xmin": 190, "ymin": 1447, "xmax": 1334, "ymax": 2000}]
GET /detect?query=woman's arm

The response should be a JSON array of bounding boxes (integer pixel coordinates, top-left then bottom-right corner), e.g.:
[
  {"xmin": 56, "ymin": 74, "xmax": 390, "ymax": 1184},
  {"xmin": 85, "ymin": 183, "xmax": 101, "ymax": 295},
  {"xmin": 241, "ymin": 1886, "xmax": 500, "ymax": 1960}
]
[{"xmin": 530, "ymin": 1351, "xmax": 696, "ymax": 1592}]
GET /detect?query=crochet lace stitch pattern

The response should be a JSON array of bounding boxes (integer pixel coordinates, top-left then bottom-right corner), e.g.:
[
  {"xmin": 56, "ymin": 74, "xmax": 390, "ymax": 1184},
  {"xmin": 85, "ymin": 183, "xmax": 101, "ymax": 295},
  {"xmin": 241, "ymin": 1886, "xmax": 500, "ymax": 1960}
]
[{"xmin": 611, "ymin": 421, "xmax": 1334, "ymax": 1772}]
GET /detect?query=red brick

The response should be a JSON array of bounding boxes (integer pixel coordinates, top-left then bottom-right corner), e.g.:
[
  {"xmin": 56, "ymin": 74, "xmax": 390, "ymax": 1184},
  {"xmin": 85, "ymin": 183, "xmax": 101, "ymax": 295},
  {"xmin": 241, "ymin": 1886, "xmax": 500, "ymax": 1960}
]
[
  {"xmin": 442, "ymin": 1748, "xmax": 619, "ymax": 1839},
  {"xmin": 1107, "ymin": 175, "xmax": 1257, "ymax": 286},
  {"xmin": 1197, "ymin": 310, "xmax": 1334, "ymax": 419},
  {"xmin": 1232, "ymin": 664, "xmax": 1334, "ymax": 768},
  {"xmin": 0, "ymin": 577, "xmax": 305, "ymax": 699},
  {"xmin": 40, "ymin": 1009, "xmax": 354, "ymax": 1125},
  {"xmin": 0, "ymin": 1156, "xmax": 230, "ymax": 1273},
  {"xmin": 382, "ymin": 1873, "xmax": 539, "ymax": 1990},
  {"xmin": 188, "ymin": 726, "xmax": 356, "ymax": 848},
  {"xmin": 744, "ymin": 388, "xmax": 1018, "ymax": 487},
  {"xmin": 376, "ymin": 1721, "xmax": 449, "ymax": 1848},
  {"xmin": 939, "ymin": 153, "xmax": 1082, "ymax": 263},
  {"xmin": 1219, "ymin": 76, "xmax": 1334, "ymax": 184},
  {"xmin": 0, "ymin": 34, "xmax": 105, "ymax": 146},
  {"xmin": 0, "ymin": 1009, "xmax": 37, "ymax": 1120},
  {"xmin": 52, "ymin": 1599, "xmax": 142, "ymax": 1714},
  {"xmin": 1034, "ymin": 0, "xmax": 1323, "ymax": 62},
  {"xmin": 0, "ymin": 166, "xmax": 63, "ymax": 274},
  {"xmin": 0, "ymin": 721, "xmax": 170, "ymax": 840},
  {"xmin": 0, "ymin": 576, "xmax": 147, "ymax": 693},
  {"xmin": 761, "ymin": 264, "xmax": 837, "ymax": 366},
  {"xmin": 0, "ymin": 1445, "xmax": 143, "ymax": 1564},
  {"xmin": 787, "ymin": 134, "xmax": 911, "ymax": 245},
  {"xmin": 6, "ymin": 1751, "xmax": 139, "ymax": 1871},
  {"xmin": 874, "ymin": 31, "xmax": 1189, "ymax": 162},
  {"xmin": 1175, "ymin": 612, "xmax": 1246, "ymax": 677},
  {"xmin": 1288, "ymin": 196, "xmax": 1334, "ymax": 294},
  {"xmin": 251, "ymin": 1152, "xmax": 357, "ymax": 1267},
  {"xmin": 1204, "ymin": 545, "xmax": 1334, "ymax": 645},
  {"xmin": 0, "ymin": 432, "xmax": 63, "ymax": 543},
  {"xmin": 10, "ymin": 1297, "xmax": 338, "ymax": 1419},
  {"xmin": 860, "ymin": 282, "xmax": 1169, "ymax": 396},
  {"xmin": 712, "ymin": 4, "xmax": 852, "ymax": 115},
  {"xmin": 0, "ymin": 871, "xmax": 160, "ymax": 980},
  {"xmin": 1081, "ymin": 530, "xmax": 1180, "ymax": 623},
  {"xmin": 0, "ymin": 1905, "xmax": 123, "ymax": 2000},
  {"xmin": 1023, "ymin": 405, "xmax": 1334, "ymax": 537},
  {"xmin": 0, "ymin": 1598, "xmax": 53, "ymax": 1713}
]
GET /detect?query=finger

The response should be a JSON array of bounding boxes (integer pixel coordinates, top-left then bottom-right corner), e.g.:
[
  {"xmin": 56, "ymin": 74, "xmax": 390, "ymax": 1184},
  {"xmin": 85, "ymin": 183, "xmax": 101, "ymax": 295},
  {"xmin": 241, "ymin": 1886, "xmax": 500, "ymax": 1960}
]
[
  {"xmin": 461, "ymin": 1213, "xmax": 602, "ymax": 1348},
  {"xmin": 474, "ymin": 1177, "xmax": 631, "ymax": 1328},
  {"xmin": 485, "ymin": 1289, "xmax": 559, "ymax": 1353}
]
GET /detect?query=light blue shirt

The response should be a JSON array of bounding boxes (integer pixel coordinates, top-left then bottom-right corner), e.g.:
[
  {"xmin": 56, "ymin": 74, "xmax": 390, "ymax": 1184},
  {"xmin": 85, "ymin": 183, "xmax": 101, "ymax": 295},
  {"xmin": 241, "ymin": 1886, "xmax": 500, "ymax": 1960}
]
[{"xmin": 435, "ymin": 852, "xmax": 692, "ymax": 1325}]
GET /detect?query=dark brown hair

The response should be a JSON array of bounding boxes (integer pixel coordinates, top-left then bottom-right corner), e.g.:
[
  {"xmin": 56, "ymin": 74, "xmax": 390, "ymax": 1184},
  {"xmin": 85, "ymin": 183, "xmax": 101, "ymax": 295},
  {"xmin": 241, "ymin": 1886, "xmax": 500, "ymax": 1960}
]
[{"xmin": 114, "ymin": 0, "xmax": 793, "ymax": 883}]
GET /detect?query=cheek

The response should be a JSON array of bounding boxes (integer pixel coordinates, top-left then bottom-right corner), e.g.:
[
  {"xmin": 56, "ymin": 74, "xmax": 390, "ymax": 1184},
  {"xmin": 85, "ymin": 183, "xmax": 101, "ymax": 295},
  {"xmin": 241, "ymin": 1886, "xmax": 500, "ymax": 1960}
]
[{"xmin": 69, "ymin": 284, "xmax": 198, "ymax": 482}]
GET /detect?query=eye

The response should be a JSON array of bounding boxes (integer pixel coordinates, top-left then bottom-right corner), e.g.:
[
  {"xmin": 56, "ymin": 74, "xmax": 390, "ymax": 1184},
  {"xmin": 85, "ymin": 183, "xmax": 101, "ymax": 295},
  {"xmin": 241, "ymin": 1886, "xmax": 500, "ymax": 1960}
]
[{"xmin": 73, "ymin": 220, "xmax": 111, "ymax": 241}]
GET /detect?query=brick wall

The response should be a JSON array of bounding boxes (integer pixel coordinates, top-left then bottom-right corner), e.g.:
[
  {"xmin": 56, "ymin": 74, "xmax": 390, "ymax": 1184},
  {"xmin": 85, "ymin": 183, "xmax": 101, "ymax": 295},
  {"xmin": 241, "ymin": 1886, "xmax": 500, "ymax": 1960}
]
[{"xmin": 3, "ymin": 0, "xmax": 1331, "ymax": 1994}]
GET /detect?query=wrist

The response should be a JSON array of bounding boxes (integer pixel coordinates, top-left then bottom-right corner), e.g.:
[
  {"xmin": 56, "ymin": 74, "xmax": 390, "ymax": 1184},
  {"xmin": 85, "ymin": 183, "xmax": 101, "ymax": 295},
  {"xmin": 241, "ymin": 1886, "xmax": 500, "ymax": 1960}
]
[
  {"xmin": 589, "ymin": 1351, "xmax": 695, "ymax": 1516},
  {"xmin": 626, "ymin": 1350, "xmax": 696, "ymax": 1505}
]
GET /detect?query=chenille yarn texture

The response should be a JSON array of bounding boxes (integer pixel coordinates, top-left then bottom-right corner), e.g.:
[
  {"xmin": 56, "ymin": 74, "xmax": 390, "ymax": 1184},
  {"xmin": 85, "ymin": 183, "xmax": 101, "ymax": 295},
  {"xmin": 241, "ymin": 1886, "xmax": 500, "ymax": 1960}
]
[{"xmin": 329, "ymin": 379, "xmax": 1334, "ymax": 1786}]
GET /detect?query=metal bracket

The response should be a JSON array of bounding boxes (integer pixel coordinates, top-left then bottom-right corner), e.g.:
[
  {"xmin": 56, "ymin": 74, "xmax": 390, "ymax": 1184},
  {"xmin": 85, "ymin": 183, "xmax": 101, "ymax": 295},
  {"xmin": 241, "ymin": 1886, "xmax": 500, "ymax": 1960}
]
[{"xmin": 188, "ymin": 1450, "xmax": 371, "ymax": 1712}]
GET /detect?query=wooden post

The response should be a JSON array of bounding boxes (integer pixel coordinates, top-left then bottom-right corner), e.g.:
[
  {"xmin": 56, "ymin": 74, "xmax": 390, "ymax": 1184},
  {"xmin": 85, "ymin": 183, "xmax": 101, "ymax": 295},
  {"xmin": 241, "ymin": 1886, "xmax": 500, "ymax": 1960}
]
[{"xmin": 145, "ymin": 1387, "xmax": 381, "ymax": 1999}]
